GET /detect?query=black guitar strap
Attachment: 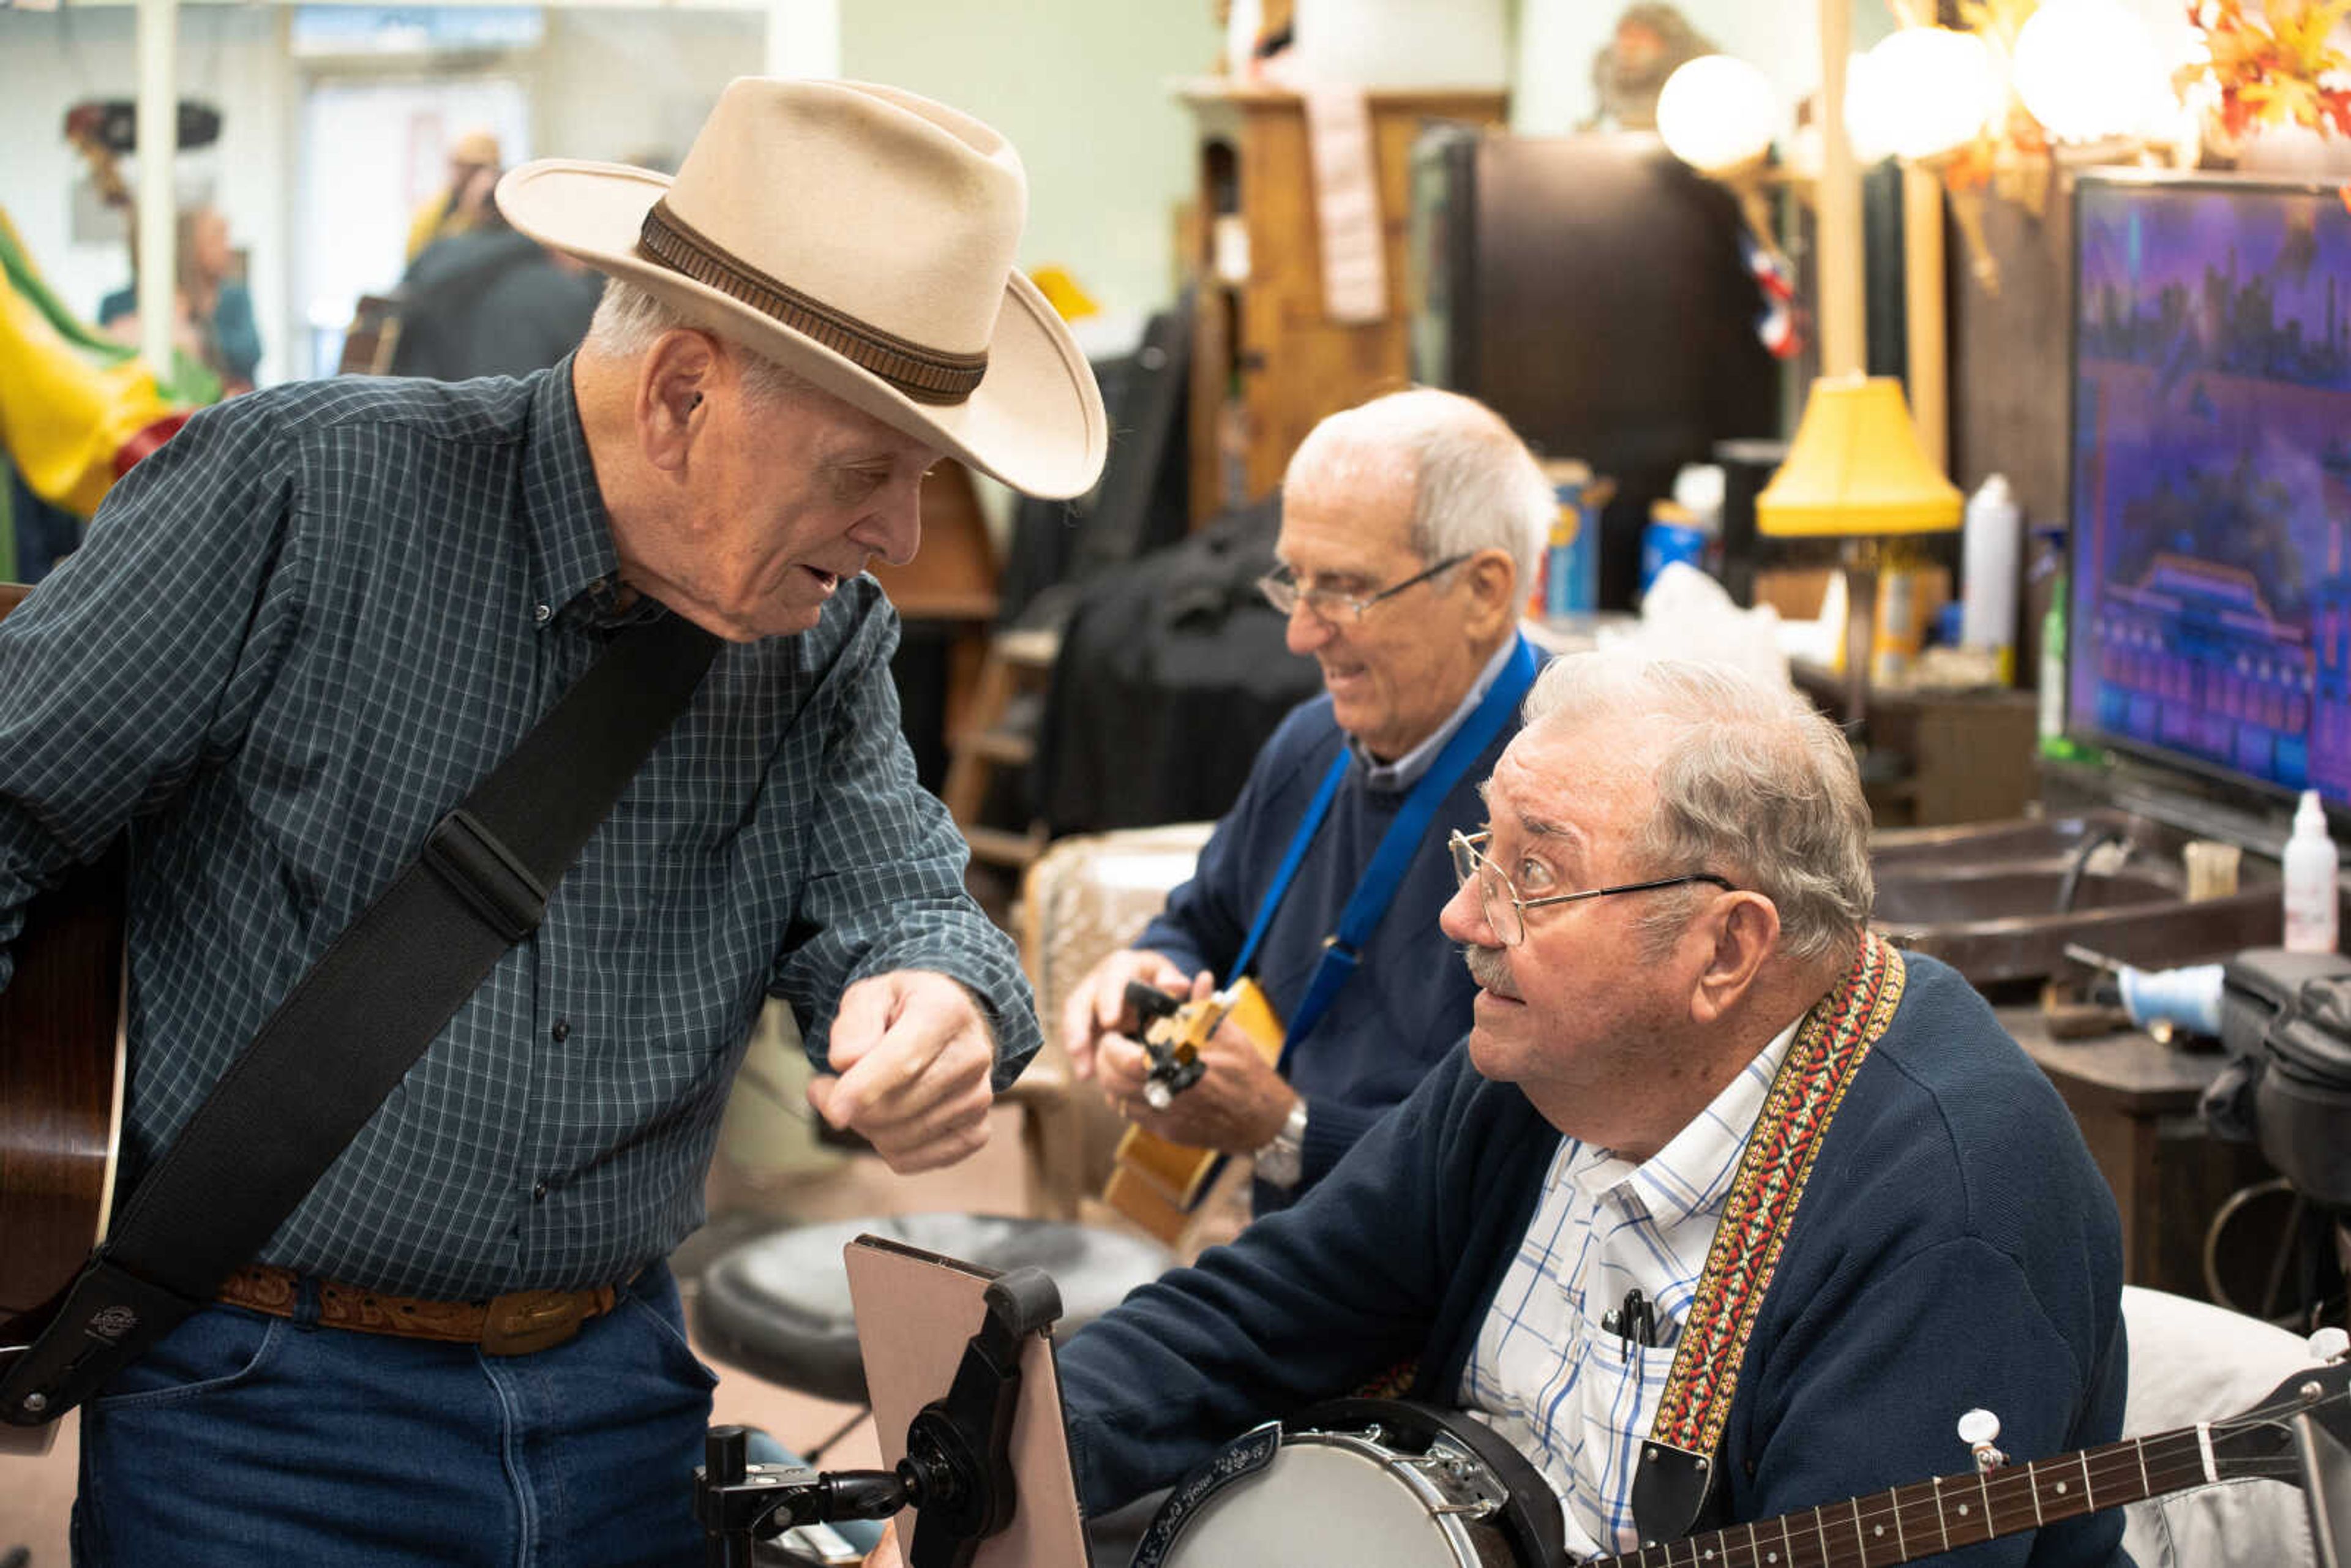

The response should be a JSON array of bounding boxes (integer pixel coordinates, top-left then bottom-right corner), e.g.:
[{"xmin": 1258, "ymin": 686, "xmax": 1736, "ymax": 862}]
[{"xmin": 0, "ymin": 609, "xmax": 719, "ymax": 1430}]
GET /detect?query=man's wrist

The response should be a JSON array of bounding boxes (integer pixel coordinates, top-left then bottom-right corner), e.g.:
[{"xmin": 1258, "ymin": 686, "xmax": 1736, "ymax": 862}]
[{"xmin": 1253, "ymin": 1098, "xmax": 1310, "ymax": 1190}]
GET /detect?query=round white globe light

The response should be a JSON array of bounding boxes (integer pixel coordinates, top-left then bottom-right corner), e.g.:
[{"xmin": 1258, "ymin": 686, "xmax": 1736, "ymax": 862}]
[
  {"xmin": 2012, "ymin": 0, "xmax": 2171, "ymax": 144},
  {"xmin": 1844, "ymin": 45, "xmax": 1910, "ymax": 162},
  {"xmin": 1657, "ymin": 54, "xmax": 1779, "ymax": 174},
  {"xmin": 1856, "ymin": 26, "xmax": 2001, "ymax": 162}
]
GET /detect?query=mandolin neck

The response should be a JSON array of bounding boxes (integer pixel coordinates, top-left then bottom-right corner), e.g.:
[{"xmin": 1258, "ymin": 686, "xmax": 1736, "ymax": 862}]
[{"xmin": 1589, "ymin": 1426, "xmax": 2212, "ymax": 1567}]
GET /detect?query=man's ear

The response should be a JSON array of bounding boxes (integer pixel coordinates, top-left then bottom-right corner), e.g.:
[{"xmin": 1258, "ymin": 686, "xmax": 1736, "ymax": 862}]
[
  {"xmin": 636, "ymin": 328, "xmax": 719, "ymax": 475},
  {"xmin": 1687, "ymin": 892, "xmax": 1780, "ymax": 1026},
  {"xmin": 1461, "ymin": 547, "xmax": 1520, "ymax": 640}
]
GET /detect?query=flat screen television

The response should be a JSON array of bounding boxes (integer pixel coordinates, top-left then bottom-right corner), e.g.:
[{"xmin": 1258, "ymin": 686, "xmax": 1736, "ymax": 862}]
[{"xmin": 2068, "ymin": 170, "xmax": 2351, "ymax": 819}]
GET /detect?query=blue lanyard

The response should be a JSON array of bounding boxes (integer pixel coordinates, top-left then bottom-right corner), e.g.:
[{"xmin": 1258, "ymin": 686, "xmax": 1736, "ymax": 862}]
[{"xmin": 1231, "ymin": 634, "xmax": 1542, "ymax": 1058}]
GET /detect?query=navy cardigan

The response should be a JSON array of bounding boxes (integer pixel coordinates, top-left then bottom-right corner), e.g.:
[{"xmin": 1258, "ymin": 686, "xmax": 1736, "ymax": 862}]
[
  {"xmin": 1133, "ymin": 691, "xmax": 1517, "ymax": 1199},
  {"xmin": 1058, "ymin": 953, "xmax": 2131, "ymax": 1568}
]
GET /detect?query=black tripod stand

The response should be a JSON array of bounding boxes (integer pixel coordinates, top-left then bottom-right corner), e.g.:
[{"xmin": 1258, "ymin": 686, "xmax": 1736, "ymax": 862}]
[{"xmin": 696, "ymin": 1266, "xmax": 1060, "ymax": 1568}]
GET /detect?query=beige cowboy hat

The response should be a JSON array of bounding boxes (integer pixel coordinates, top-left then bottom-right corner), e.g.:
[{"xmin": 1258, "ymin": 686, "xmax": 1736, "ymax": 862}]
[{"xmin": 498, "ymin": 77, "xmax": 1106, "ymax": 500}]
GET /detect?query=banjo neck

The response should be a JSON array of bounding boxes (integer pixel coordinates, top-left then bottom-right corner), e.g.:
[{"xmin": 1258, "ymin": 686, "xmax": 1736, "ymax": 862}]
[{"xmin": 1586, "ymin": 1358, "xmax": 2347, "ymax": 1567}]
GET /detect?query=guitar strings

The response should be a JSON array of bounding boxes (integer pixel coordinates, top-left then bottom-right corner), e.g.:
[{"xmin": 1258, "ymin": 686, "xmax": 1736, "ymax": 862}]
[
  {"xmin": 1596, "ymin": 1430, "xmax": 2314, "ymax": 1567},
  {"xmin": 1611, "ymin": 1382, "xmax": 2349, "ymax": 1566}
]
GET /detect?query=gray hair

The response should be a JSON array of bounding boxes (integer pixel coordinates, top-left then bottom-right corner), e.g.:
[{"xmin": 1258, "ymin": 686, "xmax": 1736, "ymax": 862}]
[
  {"xmin": 583, "ymin": 279, "xmax": 815, "ymax": 408},
  {"xmin": 1522, "ymin": 655, "xmax": 1874, "ymax": 967},
  {"xmin": 1283, "ymin": 388, "xmax": 1552, "ymax": 591}
]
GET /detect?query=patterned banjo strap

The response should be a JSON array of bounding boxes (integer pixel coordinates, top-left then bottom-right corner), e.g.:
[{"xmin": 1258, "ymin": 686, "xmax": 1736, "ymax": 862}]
[{"xmin": 1629, "ymin": 932, "xmax": 1909, "ymax": 1547}]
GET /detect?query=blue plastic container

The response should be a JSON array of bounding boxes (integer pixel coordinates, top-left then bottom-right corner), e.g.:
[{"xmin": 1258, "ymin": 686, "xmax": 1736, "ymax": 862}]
[
  {"xmin": 1638, "ymin": 519, "xmax": 1709, "ymax": 598},
  {"xmin": 1544, "ymin": 470, "xmax": 1599, "ymax": 618}
]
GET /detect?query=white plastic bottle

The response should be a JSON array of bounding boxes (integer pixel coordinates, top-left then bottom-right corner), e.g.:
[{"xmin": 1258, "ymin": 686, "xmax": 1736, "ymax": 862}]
[
  {"xmin": 1962, "ymin": 473, "xmax": 2022, "ymax": 684},
  {"xmin": 2282, "ymin": 789, "xmax": 2341, "ymax": 954}
]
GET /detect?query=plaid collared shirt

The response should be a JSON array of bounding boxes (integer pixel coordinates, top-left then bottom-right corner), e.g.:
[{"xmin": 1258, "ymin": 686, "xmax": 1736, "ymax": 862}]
[
  {"xmin": 0, "ymin": 363, "xmax": 1038, "ymax": 1299},
  {"xmin": 1460, "ymin": 1020, "xmax": 1800, "ymax": 1558}
]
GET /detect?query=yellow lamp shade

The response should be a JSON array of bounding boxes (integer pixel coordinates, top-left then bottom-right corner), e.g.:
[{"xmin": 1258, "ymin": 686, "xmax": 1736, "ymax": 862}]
[{"xmin": 1755, "ymin": 374, "xmax": 1962, "ymax": 537}]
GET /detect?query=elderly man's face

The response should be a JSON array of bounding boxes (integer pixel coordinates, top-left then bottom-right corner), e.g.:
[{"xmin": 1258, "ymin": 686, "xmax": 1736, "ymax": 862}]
[
  {"xmin": 1274, "ymin": 462, "xmax": 1492, "ymax": 760},
  {"xmin": 1439, "ymin": 717, "xmax": 1708, "ymax": 1136},
  {"xmin": 670, "ymin": 373, "xmax": 938, "ymax": 641}
]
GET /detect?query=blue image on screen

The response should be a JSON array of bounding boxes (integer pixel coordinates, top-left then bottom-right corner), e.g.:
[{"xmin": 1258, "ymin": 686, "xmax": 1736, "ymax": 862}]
[{"xmin": 2067, "ymin": 173, "xmax": 2351, "ymax": 817}]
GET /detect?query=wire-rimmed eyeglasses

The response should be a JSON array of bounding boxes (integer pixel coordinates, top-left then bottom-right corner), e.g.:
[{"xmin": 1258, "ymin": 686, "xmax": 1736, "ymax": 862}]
[
  {"xmin": 1256, "ymin": 553, "xmax": 1471, "ymax": 624},
  {"xmin": 1447, "ymin": 830, "xmax": 1738, "ymax": 947}
]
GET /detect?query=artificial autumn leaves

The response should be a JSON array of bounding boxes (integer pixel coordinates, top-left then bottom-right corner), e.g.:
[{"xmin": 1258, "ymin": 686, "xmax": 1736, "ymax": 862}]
[{"xmin": 2186, "ymin": 0, "xmax": 2351, "ymax": 143}]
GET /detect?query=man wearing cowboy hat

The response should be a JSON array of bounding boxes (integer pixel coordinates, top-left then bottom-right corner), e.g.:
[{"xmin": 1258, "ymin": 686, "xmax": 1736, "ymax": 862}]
[{"xmin": 0, "ymin": 79, "xmax": 1101, "ymax": 1566}]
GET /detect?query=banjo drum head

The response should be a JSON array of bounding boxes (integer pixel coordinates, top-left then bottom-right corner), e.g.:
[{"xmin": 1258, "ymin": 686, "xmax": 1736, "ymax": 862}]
[{"xmin": 1138, "ymin": 1426, "xmax": 1531, "ymax": 1568}]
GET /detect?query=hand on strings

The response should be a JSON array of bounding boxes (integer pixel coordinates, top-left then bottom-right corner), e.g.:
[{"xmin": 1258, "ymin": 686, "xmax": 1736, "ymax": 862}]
[
  {"xmin": 1095, "ymin": 1011, "xmax": 1295, "ymax": 1157},
  {"xmin": 1059, "ymin": 947, "xmax": 1202, "ymax": 1081}
]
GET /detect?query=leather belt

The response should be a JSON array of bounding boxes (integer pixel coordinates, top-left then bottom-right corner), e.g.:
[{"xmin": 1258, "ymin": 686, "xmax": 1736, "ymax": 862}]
[{"xmin": 217, "ymin": 1263, "xmax": 621, "ymax": 1356}]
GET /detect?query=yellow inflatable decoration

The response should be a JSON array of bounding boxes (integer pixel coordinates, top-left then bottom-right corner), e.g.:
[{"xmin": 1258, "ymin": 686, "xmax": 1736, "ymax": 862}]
[{"xmin": 0, "ymin": 203, "xmax": 207, "ymax": 527}]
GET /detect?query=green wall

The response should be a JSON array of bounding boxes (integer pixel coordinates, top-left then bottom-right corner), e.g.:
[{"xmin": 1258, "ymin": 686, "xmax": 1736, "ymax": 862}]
[{"xmin": 842, "ymin": 0, "xmax": 1221, "ymax": 327}]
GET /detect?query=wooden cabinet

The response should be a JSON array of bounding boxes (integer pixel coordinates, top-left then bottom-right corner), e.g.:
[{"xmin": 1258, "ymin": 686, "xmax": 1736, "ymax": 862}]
[
  {"xmin": 1174, "ymin": 82, "xmax": 1507, "ymax": 526},
  {"xmin": 869, "ymin": 462, "xmax": 996, "ymax": 791}
]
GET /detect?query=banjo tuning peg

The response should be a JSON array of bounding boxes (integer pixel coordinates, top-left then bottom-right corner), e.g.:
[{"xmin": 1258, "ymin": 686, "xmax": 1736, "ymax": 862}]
[{"xmin": 1957, "ymin": 1408, "xmax": 2008, "ymax": 1472}]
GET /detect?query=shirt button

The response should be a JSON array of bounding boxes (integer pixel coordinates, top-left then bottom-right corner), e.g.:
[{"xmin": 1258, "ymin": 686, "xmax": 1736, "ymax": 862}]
[
  {"xmin": 533, "ymin": 602, "xmax": 553, "ymax": 626},
  {"xmin": 550, "ymin": 1018, "xmax": 570, "ymax": 1043},
  {"xmin": 532, "ymin": 1179, "xmax": 550, "ymax": 1201}
]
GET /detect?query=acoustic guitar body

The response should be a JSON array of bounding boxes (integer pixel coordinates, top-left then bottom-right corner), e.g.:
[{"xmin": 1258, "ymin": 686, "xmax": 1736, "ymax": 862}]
[
  {"xmin": 1103, "ymin": 978, "xmax": 1284, "ymax": 1245},
  {"xmin": 0, "ymin": 582, "xmax": 129, "ymax": 1455}
]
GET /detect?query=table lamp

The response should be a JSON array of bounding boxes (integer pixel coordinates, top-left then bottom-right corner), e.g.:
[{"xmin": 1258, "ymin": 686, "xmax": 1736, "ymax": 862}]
[
  {"xmin": 1755, "ymin": 0, "xmax": 1965, "ymax": 737},
  {"xmin": 1755, "ymin": 374, "xmax": 1960, "ymax": 730}
]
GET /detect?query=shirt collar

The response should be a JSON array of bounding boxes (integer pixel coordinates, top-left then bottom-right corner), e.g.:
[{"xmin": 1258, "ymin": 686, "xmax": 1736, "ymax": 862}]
[
  {"xmin": 1570, "ymin": 1014, "xmax": 1807, "ymax": 1228},
  {"xmin": 1351, "ymin": 633, "xmax": 1523, "ymax": 792},
  {"xmin": 521, "ymin": 354, "xmax": 634, "ymax": 629}
]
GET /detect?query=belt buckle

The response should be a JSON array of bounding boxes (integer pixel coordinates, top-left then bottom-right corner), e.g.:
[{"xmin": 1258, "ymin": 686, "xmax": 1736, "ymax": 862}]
[{"xmin": 481, "ymin": 1288, "xmax": 591, "ymax": 1356}]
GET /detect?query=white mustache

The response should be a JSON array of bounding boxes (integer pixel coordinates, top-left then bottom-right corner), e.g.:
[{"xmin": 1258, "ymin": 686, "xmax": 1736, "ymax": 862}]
[{"xmin": 1462, "ymin": 943, "xmax": 1520, "ymax": 999}]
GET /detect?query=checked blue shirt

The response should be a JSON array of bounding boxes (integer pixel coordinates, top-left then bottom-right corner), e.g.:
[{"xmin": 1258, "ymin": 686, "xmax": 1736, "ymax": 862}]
[{"xmin": 0, "ymin": 362, "xmax": 1039, "ymax": 1300}]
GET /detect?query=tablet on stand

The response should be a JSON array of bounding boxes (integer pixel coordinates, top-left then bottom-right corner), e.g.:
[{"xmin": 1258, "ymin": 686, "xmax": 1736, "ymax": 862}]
[{"xmin": 845, "ymin": 1232, "xmax": 1091, "ymax": 1568}]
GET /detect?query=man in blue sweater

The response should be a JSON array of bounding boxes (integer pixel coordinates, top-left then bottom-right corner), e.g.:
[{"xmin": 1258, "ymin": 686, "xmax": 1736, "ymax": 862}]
[
  {"xmin": 1063, "ymin": 388, "xmax": 1555, "ymax": 1217},
  {"xmin": 1049, "ymin": 656, "xmax": 2131, "ymax": 1567}
]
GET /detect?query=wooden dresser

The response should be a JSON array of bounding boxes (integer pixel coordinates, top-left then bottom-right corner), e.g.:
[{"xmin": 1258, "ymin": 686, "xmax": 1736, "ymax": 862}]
[{"xmin": 1173, "ymin": 81, "xmax": 1507, "ymax": 525}]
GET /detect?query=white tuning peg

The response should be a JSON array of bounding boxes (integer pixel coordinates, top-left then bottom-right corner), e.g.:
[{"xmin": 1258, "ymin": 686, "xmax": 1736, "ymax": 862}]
[
  {"xmin": 1958, "ymin": 1408, "xmax": 2008, "ymax": 1472},
  {"xmin": 2310, "ymin": 1327, "xmax": 2349, "ymax": 1365}
]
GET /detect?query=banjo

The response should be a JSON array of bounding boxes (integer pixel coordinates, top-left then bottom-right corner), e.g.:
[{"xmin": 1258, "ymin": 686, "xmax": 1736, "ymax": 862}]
[{"xmin": 1132, "ymin": 1352, "xmax": 2351, "ymax": 1567}]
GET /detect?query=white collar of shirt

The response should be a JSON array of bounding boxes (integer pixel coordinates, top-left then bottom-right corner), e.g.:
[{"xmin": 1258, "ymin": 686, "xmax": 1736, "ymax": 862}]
[{"xmin": 1349, "ymin": 633, "xmax": 1521, "ymax": 792}]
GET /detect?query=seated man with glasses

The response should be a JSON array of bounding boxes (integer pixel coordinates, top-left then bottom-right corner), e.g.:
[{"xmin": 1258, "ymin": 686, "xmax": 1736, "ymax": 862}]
[
  {"xmin": 1062, "ymin": 388, "xmax": 1554, "ymax": 1218},
  {"xmin": 1044, "ymin": 655, "xmax": 2131, "ymax": 1568}
]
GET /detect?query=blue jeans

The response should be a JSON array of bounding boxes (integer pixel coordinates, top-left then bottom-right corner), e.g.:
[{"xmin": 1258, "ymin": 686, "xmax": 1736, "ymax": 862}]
[{"xmin": 73, "ymin": 1264, "xmax": 716, "ymax": 1567}]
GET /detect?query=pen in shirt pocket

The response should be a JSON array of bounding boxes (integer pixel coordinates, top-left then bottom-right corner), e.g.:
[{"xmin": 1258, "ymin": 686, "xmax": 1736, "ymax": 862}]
[{"xmin": 1601, "ymin": 1287, "xmax": 1682, "ymax": 1353}]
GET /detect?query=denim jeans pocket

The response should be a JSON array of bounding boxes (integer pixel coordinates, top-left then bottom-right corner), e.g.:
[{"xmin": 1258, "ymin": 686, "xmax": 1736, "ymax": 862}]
[
  {"xmin": 89, "ymin": 1305, "xmax": 287, "ymax": 1413},
  {"xmin": 619, "ymin": 1291, "xmax": 719, "ymax": 1392}
]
